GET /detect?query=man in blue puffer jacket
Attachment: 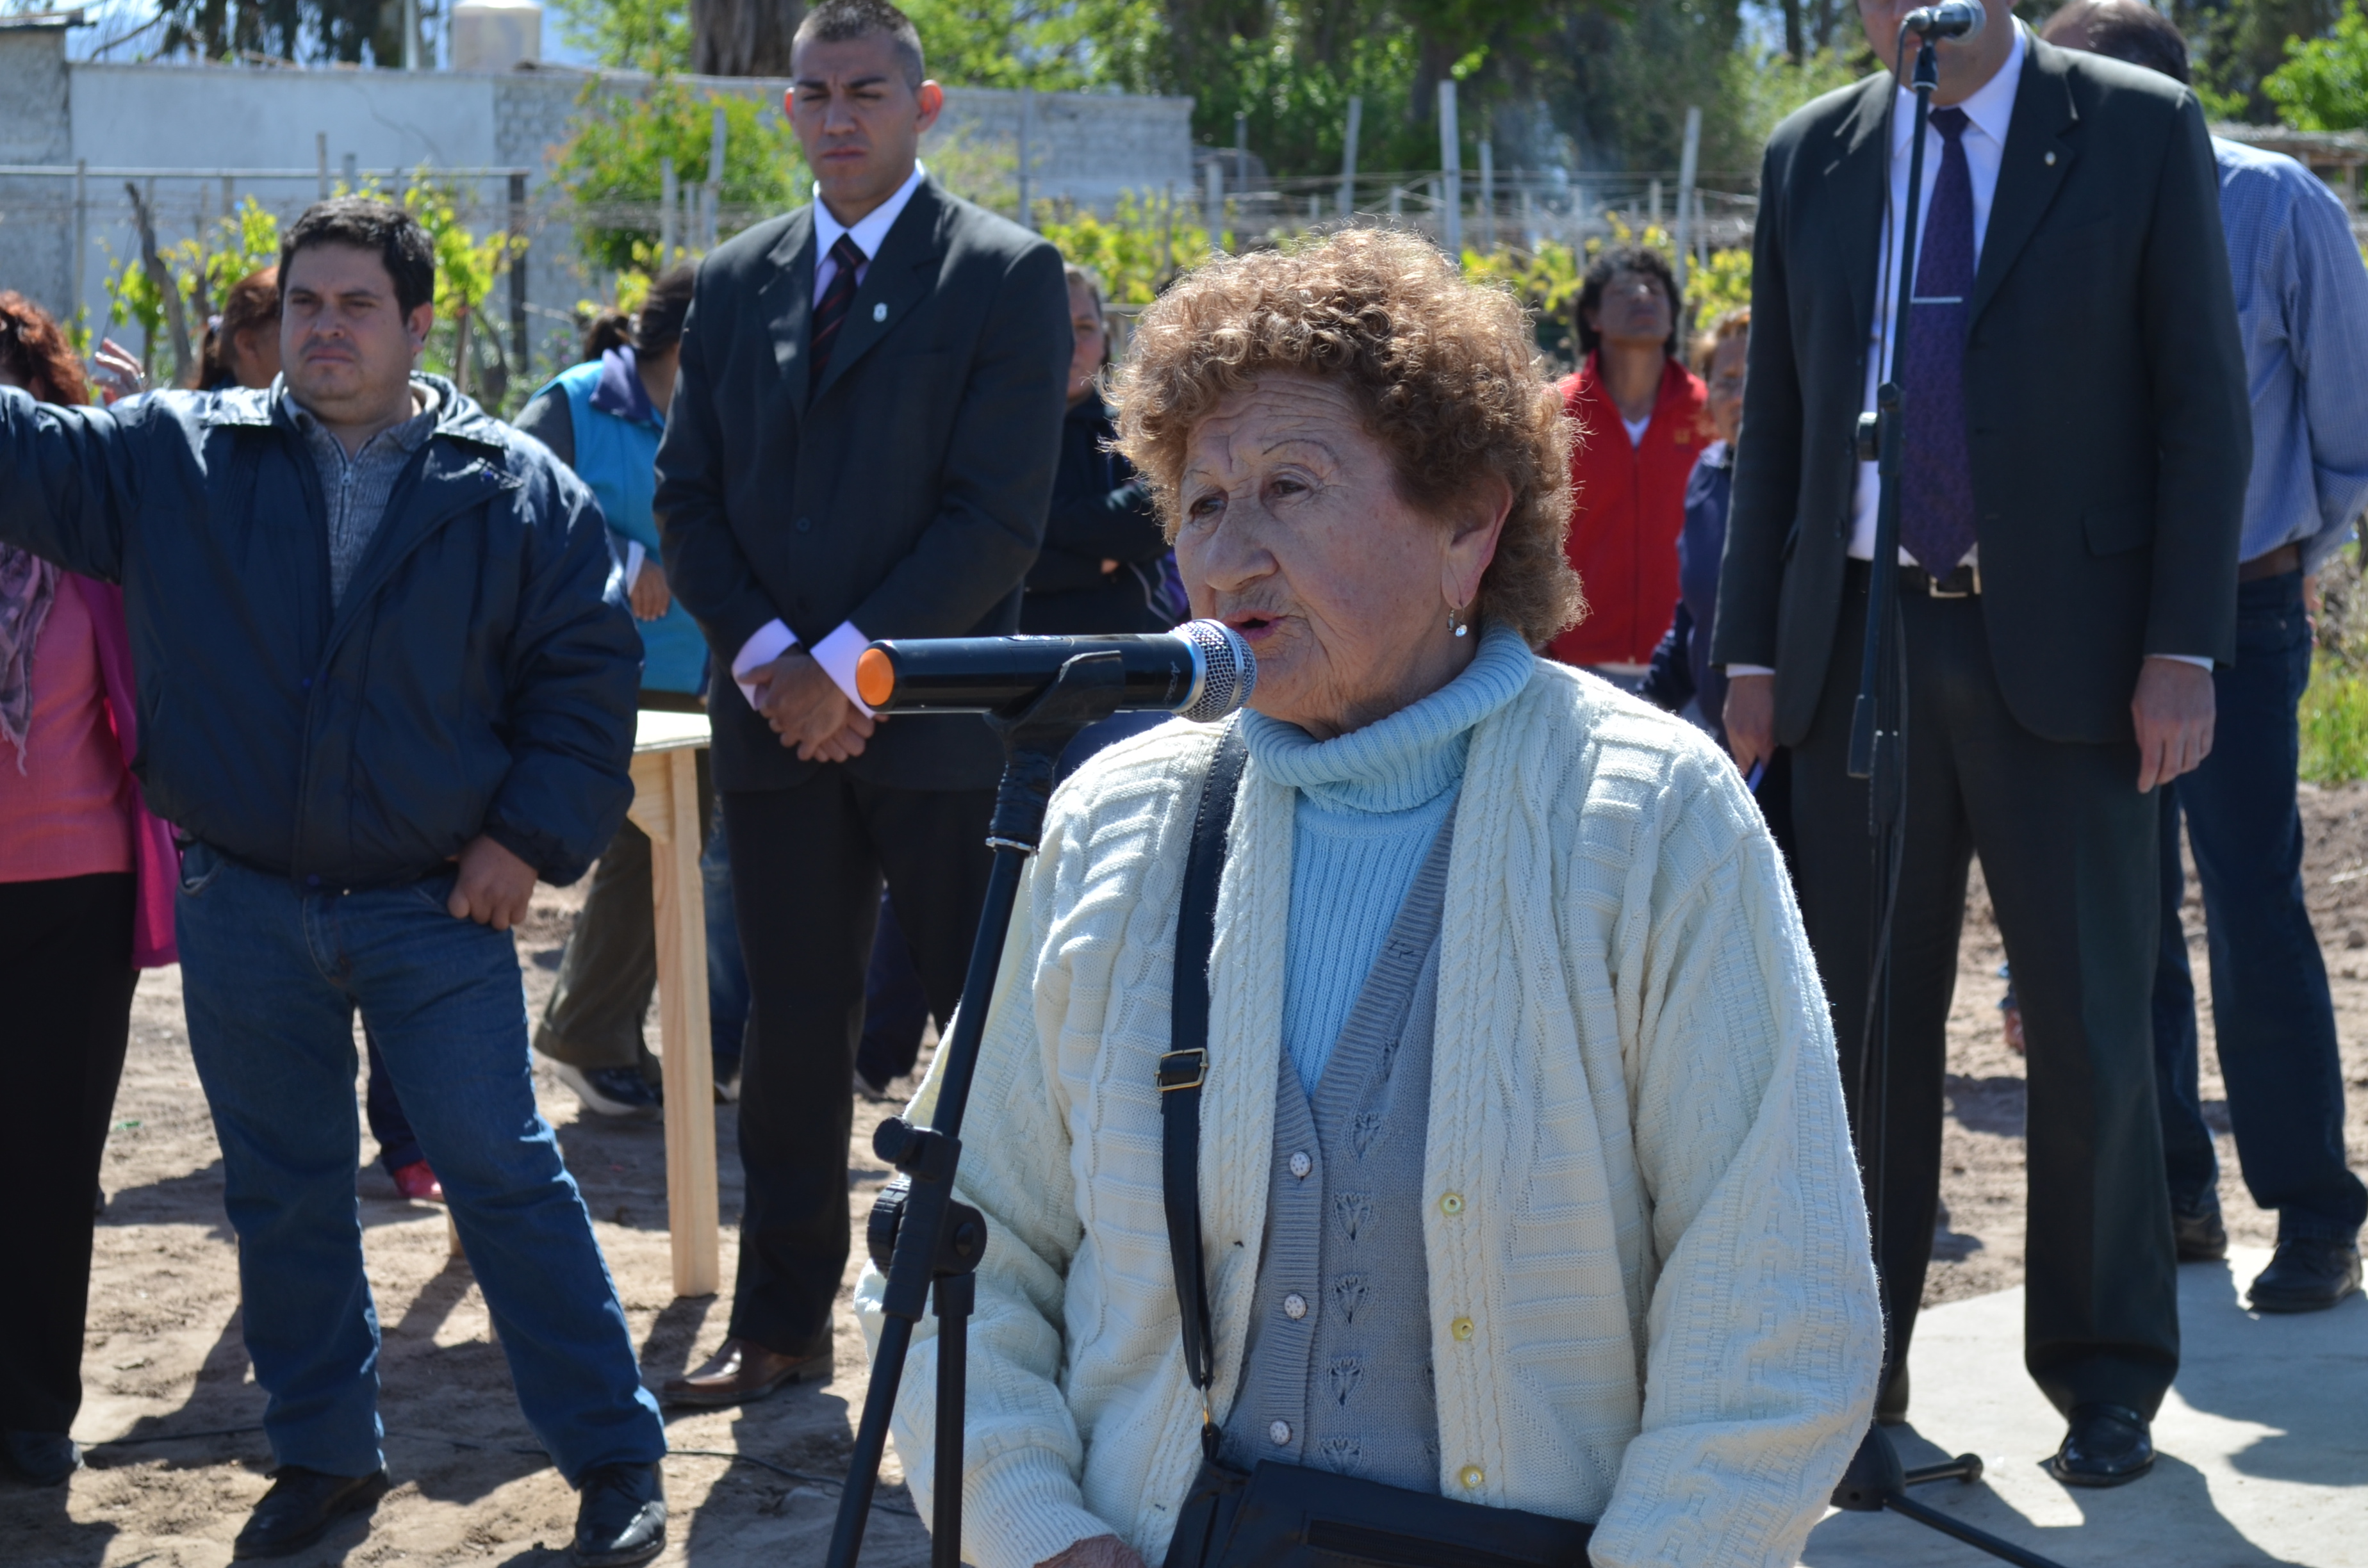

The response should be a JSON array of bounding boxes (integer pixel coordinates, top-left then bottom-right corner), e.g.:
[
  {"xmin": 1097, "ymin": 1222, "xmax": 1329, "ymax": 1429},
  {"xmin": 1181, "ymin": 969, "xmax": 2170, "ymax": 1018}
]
[{"xmin": 0, "ymin": 199, "xmax": 669, "ymax": 1567}]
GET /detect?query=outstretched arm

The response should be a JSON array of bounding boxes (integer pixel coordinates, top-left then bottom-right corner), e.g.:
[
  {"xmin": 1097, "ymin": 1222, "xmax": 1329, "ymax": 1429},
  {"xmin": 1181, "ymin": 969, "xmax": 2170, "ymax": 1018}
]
[{"xmin": 0, "ymin": 388, "xmax": 145, "ymax": 582}]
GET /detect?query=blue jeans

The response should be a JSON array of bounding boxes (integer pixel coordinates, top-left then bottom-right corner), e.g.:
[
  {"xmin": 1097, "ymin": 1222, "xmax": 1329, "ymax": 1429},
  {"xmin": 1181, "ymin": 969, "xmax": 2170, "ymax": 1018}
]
[
  {"xmin": 174, "ymin": 844, "xmax": 666, "ymax": 1481},
  {"xmin": 2154, "ymin": 569, "xmax": 2367, "ymax": 1243}
]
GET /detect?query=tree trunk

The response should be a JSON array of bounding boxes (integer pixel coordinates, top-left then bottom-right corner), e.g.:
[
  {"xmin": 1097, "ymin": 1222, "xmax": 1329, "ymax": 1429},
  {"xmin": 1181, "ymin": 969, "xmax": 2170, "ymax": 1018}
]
[
  {"xmin": 1783, "ymin": 0, "xmax": 1804, "ymax": 63},
  {"xmin": 693, "ymin": 0, "xmax": 805, "ymax": 77}
]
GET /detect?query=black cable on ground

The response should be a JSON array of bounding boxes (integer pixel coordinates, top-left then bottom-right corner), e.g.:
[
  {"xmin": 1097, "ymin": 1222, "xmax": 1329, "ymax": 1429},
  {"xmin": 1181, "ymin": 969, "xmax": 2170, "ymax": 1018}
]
[{"xmin": 79, "ymin": 1424, "xmax": 916, "ymax": 1516}]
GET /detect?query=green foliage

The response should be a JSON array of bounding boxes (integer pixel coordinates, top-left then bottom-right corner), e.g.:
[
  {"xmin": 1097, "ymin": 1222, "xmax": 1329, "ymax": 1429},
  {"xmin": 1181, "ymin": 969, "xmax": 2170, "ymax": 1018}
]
[
  {"xmin": 1188, "ymin": 29, "xmax": 1436, "ymax": 179},
  {"xmin": 100, "ymin": 197, "xmax": 284, "ymax": 380},
  {"xmin": 903, "ymin": 0, "xmax": 1130, "ymax": 88},
  {"xmin": 553, "ymin": 78, "xmax": 809, "ymax": 274},
  {"xmin": 2175, "ymin": 0, "xmax": 2344, "ymax": 123},
  {"xmin": 1037, "ymin": 190, "xmax": 1213, "ymax": 302},
  {"xmin": 1727, "ymin": 45, "xmax": 1872, "ymax": 158},
  {"xmin": 2301, "ymin": 655, "xmax": 2368, "ymax": 780},
  {"xmin": 2265, "ymin": 0, "xmax": 2368, "ymax": 127},
  {"xmin": 550, "ymin": 0, "xmax": 691, "ymax": 69},
  {"xmin": 1460, "ymin": 213, "xmax": 1751, "ymax": 366}
]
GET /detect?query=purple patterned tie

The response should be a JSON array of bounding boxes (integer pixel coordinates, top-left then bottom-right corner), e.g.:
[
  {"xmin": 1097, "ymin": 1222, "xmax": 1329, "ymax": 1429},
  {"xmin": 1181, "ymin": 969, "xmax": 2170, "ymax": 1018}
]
[{"xmin": 1900, "ymin": 106, "xmax": 1977, "ymax": 575}]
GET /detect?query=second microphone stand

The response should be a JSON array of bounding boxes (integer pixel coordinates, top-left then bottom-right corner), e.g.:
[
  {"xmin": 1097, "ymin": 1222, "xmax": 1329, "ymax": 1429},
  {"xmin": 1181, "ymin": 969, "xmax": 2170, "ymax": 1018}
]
[
  {"xmin": 825, "ymin": 652, "xmax": 1128, "ymax": 1568},
  {"xmin": 1831, "ymin": 30, "xmax": 2070, "ymax": 1568}
]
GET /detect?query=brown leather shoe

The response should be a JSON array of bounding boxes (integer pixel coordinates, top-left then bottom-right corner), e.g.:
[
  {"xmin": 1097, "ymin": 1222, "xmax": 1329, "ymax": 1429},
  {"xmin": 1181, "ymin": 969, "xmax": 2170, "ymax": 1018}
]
[{"xmin": 659, "ymin": 1333, "xmax": 832, "ymax": 1408}]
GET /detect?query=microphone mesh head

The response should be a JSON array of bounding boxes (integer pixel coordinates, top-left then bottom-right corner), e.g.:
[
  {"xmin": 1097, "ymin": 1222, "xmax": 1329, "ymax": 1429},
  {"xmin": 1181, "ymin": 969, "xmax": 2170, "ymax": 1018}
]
[{"xmin": 1178, "ymin": 619, "xmax": 1257, "ymax": 723}]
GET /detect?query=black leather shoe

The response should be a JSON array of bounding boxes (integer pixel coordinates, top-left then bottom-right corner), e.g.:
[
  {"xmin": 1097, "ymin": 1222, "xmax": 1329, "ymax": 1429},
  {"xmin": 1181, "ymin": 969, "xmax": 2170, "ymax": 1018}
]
[
  {"xmin": 1874, "ymin": 1362, "xmax": 1909, "ymax": 1426},
  {"xmin": 574, "ymin": 1462, "xmax": 666, "ymax": 1567},
  {"xmin": 2172, "ymin": 1197, "xmax": 2228, "ymax": 1262},
  {"xmin": 2044, "ymin": 1404, "xmax": 2154, "ymax": 1487},
  {"xmin": 2248, "ymin": 1237, "xmax": 2363, "ymax": 1313},
  {"xmin": 232, "ymin": 1466, "xmax": 389, "ymax": 1558},
  {"xmin": 0, "ymin": 1430, "xmax": 81, "ymax": 1486}
]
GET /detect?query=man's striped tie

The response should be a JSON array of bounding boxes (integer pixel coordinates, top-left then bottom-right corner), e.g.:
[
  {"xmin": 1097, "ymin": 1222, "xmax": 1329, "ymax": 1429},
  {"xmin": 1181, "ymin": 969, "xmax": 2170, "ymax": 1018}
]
[{"xmin": 808, "ymin": 234, "xmax": 868, "ymax": 388}]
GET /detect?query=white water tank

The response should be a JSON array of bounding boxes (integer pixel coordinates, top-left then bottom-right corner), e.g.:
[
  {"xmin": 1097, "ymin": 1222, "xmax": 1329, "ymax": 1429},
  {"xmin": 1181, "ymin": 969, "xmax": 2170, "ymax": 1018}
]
[{"xmin": 451, "ymin": 0, "xmax": 543, "ymax": 71}]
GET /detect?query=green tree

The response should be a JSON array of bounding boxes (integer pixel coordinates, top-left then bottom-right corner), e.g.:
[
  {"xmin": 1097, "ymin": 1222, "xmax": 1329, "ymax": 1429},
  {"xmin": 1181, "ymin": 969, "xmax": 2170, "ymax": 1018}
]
[
  {"xmin": 2265, "ymin": 0, "xmax": 2368, "ymax": 126},
  {"xmin": 552, "ymin": 0, "xmax": 693, "ymax": 68},
  {"xmin": 553, "ymin": 78, "xmax": 809, "ymax": 273}
]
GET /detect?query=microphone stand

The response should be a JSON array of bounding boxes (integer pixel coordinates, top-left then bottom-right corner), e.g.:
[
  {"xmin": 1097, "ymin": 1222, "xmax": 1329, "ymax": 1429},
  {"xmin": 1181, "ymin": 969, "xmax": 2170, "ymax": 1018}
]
[
  {"xmin": 826, "ymin": 651, "xmax": 1129, "ymax": 1568},
  {"xmin": 1831, "ymin": 29, "xmax": 2069, "ymax": 1568}
]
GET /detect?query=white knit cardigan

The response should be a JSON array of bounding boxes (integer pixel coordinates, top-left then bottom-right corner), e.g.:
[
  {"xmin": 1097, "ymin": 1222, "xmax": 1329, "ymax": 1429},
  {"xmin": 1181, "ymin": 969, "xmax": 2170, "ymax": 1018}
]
[{"xmin": 855, "ymin": 658, "xmax": 1881, "ymax": 1568}]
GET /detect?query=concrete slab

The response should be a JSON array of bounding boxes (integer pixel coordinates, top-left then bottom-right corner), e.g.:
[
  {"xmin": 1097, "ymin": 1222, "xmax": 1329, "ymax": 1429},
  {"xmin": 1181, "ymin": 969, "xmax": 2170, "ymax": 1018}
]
[{"xmin": 1802, "ymin": 1248, "xmax": 2367, "ymax": 1567}]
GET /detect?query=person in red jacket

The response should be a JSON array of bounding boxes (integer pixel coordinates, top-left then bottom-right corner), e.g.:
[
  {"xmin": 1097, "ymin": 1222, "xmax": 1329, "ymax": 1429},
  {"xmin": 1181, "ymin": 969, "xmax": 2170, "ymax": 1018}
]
[{"xmin": 1547, "ymin": 245, "xmax": 1709, "ymax": 683}]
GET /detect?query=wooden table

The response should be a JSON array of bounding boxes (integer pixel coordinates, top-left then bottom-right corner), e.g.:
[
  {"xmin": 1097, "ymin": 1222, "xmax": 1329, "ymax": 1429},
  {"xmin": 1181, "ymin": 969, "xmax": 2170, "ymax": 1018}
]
[{"xmin": 627, "ymin": 710, "xmax": 720, "ymax": 1299}]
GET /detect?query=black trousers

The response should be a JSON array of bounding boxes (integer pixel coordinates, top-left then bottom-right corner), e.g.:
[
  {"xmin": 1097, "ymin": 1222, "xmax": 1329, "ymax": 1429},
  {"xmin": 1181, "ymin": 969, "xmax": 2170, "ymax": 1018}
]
[
  {"xmin": 1791, "ymin": 567, "xmax": 2178, "ymax": 1419},
  {"xmin": 721, "ymin": 773, "xmax": 995, "ymax": 1351},
  {"xmin": 0, "ymin": 872, "xmax": 138, "ymax": 1433}
]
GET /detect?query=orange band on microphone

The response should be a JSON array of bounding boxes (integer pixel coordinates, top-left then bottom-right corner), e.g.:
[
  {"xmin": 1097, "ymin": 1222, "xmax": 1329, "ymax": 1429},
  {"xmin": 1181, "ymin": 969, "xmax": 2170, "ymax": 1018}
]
[{"xmin": 855, "ymin": 646, "xmax": 897, "ymax": 708}]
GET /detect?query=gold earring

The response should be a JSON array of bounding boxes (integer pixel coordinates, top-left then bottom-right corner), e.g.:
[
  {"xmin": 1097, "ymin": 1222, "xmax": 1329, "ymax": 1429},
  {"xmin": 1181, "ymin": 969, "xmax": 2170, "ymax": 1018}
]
[{"xmin": 1448, "ymin": 605, "xmax": 1469, "ymax": 639}]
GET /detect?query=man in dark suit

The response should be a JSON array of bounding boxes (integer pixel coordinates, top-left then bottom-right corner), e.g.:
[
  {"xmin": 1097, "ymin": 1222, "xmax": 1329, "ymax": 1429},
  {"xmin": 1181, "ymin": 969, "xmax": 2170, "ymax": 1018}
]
[
  {"xmin": 652, "ymin": 0, "xmax": 1071, "ymax": 1405},
  {"xmin": 1713, "ymin": 0, "xmax": 2250, "ymax": 1485}
]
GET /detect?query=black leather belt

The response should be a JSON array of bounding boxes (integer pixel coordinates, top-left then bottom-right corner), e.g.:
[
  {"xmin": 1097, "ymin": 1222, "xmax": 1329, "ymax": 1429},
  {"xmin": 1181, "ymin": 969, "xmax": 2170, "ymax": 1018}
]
[{"xmin": 1848, "ymin": 559, "xmax": 1981, "ymax": 598}]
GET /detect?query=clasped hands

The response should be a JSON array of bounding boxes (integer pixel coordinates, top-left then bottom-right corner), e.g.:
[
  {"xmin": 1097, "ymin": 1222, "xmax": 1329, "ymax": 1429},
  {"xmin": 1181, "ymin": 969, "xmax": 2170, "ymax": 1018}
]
[{"xmin": 752, "ymin": 650, "xmax": 878, "ymax": 762}]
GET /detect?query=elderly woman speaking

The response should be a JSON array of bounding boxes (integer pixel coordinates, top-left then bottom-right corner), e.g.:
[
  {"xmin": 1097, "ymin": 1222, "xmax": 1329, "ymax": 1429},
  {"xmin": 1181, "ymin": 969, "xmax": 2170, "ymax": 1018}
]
[{"xmin": 856, "ymin": 231, "xmax": 1879, "ymax": 1568}]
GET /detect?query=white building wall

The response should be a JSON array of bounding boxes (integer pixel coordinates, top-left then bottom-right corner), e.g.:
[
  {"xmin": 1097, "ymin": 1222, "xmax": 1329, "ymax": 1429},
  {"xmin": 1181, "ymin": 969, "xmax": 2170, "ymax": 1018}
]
[{"xmin": 0, "ymin": 24, "xmax": 1192, "ymax": 387}]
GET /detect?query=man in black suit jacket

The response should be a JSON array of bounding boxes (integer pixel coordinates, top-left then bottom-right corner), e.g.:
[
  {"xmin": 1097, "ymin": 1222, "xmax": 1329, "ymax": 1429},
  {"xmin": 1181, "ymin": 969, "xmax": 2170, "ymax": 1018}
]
[
  {"xmin": 652, "ymin": 0, "xmax": 1071, "ymax": 1403},
  {"xmin": 1713, "ymin": 0, "xmax": 2249, "ymax": 1483}
]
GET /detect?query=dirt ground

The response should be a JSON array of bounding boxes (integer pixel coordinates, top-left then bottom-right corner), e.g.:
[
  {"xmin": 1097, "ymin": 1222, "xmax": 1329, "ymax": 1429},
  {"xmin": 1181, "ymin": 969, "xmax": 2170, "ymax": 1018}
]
[{"xmin": 8, "ymin": 786, "xmax": 2367, "ymax": 1567}]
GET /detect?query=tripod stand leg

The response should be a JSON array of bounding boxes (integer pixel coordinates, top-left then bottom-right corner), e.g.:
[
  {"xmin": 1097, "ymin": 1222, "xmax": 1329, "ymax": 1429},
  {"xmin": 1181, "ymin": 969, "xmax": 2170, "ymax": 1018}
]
[
  {"xmin": 1904, "ymin": 1453, "xmax": 1984, "ymax": 1487},
  {"xmin": 1884, "ymin": 1492, "xmax": 2068, "ymax": 1568},
  {"xmin": 933, "ymin": 1273, "xmax": 975, "ymax": 1568}
]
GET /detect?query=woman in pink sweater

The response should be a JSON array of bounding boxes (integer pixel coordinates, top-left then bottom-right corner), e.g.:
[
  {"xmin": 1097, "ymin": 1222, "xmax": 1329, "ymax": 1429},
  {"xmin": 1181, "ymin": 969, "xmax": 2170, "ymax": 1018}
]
[{"xmin": 0, "ymin": 294, "xmax": 179, "ymax": 1489}]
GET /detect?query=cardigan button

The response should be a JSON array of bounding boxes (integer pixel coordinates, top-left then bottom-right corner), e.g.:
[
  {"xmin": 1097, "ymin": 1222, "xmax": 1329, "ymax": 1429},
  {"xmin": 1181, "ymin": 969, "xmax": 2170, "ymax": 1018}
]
[
  {"xmin": 1459, "ymin": 1466, "xmax": 1485, "ymax": 1490},
  {"xmin": 1288, "ymin": 1150, "xmax": 1311, "ymax": 1179},
  {"xmin": 795, "ymin": 516, "xmax": 813, "ymax": 533},
  {"xmin": 1439, "ymin": 1191, "xmax": 1465, "ymax": 1217},
  {"xmin": 1269, "ymin": 1420, "xmax": 1292, "ymax": 1446},
  {"xmin": 1283, "ymin": 1293, "xmax": 1308, "ymax": 1320},
  {"xmin": 1451, "ymin": 1316, "xmax": 1474, "ymax": 1341}
]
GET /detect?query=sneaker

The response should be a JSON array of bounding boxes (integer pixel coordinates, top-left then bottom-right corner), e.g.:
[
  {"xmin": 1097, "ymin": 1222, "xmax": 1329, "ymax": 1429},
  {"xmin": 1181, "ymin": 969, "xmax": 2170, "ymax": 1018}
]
[
  {"xmin": 554, "ymin": 1062, "xmax": 662, "ymax": 1119},
  {"xmin": 714, "ymin": 1054, "xmax": 743, "ymax": 1104},
  {"xmin": 852, "ymin": 1066, "xmax": 892, "ymax": 1102},
  {"xmin": 389, "ymin": 1161, "xmax": 445, "ymax": 1204}
]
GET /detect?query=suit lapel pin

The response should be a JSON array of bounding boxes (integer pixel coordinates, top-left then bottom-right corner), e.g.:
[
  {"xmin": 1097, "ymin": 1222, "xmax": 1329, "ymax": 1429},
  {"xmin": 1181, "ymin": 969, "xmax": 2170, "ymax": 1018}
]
[
  {"xmin": 873, "ymin": 302, "xmax": 888, "ymax": 322},
  {"xmin": 2044, "ymin": 151, "xmax": 2057, "ymax": 166}
]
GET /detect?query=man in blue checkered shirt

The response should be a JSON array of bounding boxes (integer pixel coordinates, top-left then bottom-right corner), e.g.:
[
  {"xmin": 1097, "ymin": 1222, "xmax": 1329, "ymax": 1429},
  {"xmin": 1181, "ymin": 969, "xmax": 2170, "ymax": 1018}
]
[{"xmin": 2047, "ymin": 0, "xmax": 2368, "ymax": 1313}]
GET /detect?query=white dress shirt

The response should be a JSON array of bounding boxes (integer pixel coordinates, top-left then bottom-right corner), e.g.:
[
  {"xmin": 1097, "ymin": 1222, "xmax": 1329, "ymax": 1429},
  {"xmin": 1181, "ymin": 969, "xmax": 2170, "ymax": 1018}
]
[
  {"xmin": 1730, "ymin": 25, "xmax": 2206, "ymax": 676},
  {"xmin": 730, "ymin": 161, "xmax": 930, "ymax": 714}
]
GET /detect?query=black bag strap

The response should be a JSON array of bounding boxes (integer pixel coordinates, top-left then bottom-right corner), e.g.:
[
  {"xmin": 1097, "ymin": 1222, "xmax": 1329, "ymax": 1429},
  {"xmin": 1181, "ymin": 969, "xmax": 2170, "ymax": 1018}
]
[{"xmin": 1159, "ymin": 723, "xmax": 1247, "ymax": 1460}]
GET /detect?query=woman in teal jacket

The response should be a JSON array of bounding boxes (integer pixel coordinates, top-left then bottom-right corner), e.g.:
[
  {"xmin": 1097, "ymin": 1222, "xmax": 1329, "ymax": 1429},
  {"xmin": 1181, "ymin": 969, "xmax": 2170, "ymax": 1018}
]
[{"xmin": 519, "ymin": 268, "xmax": 747, "ymax": 1115}]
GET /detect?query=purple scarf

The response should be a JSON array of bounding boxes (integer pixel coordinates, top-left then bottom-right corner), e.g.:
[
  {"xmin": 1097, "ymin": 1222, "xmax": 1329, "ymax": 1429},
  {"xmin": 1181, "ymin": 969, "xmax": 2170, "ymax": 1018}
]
[{"xmin": 0, "ymin": 543, "xmax": 58, "ymax": 770}]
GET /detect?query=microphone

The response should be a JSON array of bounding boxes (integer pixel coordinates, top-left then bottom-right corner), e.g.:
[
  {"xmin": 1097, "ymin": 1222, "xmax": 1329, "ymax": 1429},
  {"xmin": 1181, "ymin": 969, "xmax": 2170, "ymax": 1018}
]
[
  {"xmin": 1903, "ymin": 0, "xmax": 1985, "ymax": 40},
  {"xmin": 855, "ymin": 618, "xmax": 1258, "ymax": 722}
]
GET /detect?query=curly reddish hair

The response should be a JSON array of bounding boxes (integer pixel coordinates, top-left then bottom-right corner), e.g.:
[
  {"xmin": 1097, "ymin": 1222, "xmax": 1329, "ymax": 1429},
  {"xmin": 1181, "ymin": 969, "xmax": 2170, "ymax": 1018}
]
[
  {"xmin": 1110, "ymin": 229, "xmax": 1583, "ymax": 647},
  {"xmin": 0, "ymin": 292, "xmax": 89, "ymax": 406}
]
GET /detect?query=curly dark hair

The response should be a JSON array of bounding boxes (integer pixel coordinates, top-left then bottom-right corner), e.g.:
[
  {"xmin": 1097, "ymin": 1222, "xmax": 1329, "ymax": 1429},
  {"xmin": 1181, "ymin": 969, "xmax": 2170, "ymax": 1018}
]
[
  {"xmin": 0, "ymin": 291, "xmax": 90, "ymax": 405},
  {"xmin": 1111, "ymin": 228, "xmax": 1583, "ymax": 647},
  {"xmin": 1574, "ymin": 243, "xmax": 1682, "ymax": 361}
]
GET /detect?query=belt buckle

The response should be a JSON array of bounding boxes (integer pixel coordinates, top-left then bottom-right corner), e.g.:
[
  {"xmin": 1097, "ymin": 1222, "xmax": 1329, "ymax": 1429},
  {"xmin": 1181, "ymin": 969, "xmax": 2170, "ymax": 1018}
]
[
  {"xmin": 1925, "ymin": 561, "xmax": 1980, "ymax": 599},
  {"xmin": 1158, "ymin": 1049, "xmax": 1208, "ymax": 1092}
]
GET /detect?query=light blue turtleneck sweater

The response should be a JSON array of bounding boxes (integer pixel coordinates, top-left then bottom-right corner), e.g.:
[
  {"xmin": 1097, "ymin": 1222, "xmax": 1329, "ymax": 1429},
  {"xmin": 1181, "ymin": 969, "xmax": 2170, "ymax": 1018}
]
[{"xmin": 1242, "ymin": 623, "xmax": 1534, "ymax": 1093}]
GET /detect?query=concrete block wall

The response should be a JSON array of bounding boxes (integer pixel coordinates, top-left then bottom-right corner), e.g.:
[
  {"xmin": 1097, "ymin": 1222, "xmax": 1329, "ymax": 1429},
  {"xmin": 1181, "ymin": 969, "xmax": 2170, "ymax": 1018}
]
[{"xmin": 0, "ymin": 24, "xmax": 1190, "ymax": 389}]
